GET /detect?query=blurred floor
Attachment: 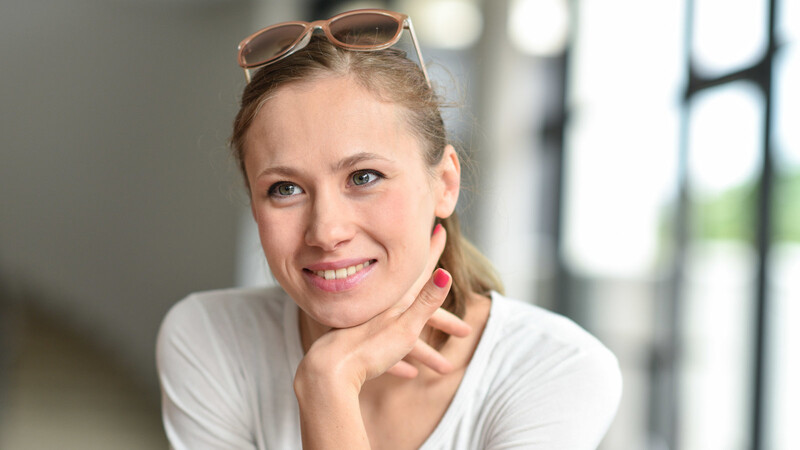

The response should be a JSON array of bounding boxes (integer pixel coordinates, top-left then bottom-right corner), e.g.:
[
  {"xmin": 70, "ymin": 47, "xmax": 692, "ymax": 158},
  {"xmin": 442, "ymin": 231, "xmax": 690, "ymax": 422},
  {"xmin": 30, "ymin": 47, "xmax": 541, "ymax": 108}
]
[{"xmin": 0, "ymin": 306, "xmax": 167, "ymax": 449}]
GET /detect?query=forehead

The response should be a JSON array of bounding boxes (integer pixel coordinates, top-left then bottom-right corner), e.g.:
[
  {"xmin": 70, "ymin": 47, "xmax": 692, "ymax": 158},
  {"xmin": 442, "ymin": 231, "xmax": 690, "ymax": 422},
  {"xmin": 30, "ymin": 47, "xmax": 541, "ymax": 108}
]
[{"xmin": 244, "ymin": 76, "xmax": 422, "ymax": 165}]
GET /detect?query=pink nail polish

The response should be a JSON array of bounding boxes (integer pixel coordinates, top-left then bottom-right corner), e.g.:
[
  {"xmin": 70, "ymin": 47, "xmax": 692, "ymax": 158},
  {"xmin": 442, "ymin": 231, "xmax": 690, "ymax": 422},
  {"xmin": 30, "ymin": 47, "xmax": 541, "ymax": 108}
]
[
  {"xmin": 434, "ymin": 269, "xmax": 450, "ymax": 288},
  {"xmin": 433, "ymin": 223, "xmax": 443, "ymax": 235}
]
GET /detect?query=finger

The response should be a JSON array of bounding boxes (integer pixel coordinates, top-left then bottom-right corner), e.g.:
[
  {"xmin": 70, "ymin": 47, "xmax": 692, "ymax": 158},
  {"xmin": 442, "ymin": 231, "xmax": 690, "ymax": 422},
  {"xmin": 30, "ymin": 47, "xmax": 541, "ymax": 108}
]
[
  {"xmin": 390, "ymin": 226, "xmax": 448, "ymax": 316},
  {"xmin": 401, "ymin": 268, "xmax": 451, "ymax": 329},
  {"xmin": 406, "ymin": 338, "xmax": 454, "ymax": 374},
  {"xmin": 428, "ymin": 308, "xmax": 472, "ymax": 338},
  {"xmin": 385, "ymin": 360, "xmax": 419, "ymax": 379}
]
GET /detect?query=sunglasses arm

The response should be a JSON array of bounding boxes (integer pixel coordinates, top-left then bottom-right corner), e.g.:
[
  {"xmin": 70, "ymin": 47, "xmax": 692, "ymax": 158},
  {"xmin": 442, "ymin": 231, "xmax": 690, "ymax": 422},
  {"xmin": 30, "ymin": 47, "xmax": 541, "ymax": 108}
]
[
  {"xmin": 405, "ymin": 19, "xmax": 431, "ymax": 88},
  {"xmin": 243, "ymin": 68, "xmax": 253, "ymax": 84}
]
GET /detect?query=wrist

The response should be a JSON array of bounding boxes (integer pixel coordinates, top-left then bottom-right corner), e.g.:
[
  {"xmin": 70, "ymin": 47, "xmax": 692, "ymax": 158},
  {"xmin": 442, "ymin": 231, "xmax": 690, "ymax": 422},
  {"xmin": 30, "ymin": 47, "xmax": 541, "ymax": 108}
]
[
  {"xmin": 294, "ymin": 357, "xmax": 362, "ymax": 403},
  {"xmin": 293, "ymin": 359, "xmax": 370, "ymax": 449}
]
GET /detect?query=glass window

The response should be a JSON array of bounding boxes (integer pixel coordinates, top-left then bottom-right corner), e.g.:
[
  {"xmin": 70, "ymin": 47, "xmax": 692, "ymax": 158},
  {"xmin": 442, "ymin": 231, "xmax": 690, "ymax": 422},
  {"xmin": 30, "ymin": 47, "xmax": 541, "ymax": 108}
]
[
  {"xmin": 779, "ymin": 0, "xmax": 800, "ymax": 44},
  {"xmin": 765, "ymin": 42, "xmax": 800, "ymax": 450},
  {"xmin": 773, "ymin": 46, "xmax": 800, "ymax": 171},
  {"xmin": 561, "ymin": 1, "xmax": 790, "ymax": 448},
  {"xmin": 565, "ymin": 0, "xmax": 684, "ymax": 279},
  {"xmin": 691, "ymin": 0, "xmax": 768, "ymax": 77},
  {"xmin": 564, "ymin": 2, "xmax": 685, "ymax": 449},
  {"xmin": 680, "ymin": 82, "xmax": 764, "ymax": 450}
]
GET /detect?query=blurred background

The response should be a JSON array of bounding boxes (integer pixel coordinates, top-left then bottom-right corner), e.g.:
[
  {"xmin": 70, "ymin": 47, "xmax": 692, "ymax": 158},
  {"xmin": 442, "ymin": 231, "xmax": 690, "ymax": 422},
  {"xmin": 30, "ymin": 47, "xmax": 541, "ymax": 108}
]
[{"xmin": 0, "ymin": 0, "xmax": 797, "ymax": 448}]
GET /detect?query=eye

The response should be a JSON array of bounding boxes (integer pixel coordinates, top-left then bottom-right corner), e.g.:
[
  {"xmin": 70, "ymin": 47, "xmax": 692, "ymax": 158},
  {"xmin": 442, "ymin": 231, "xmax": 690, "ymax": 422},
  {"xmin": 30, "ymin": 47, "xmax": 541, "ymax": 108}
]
[
  {"xmin": 269, "ymin": 182, "xmax": 304, "ymax": 197},
  {"xmin": 351, "ymin": 170, "xmax": 382, "ymax": 186}
]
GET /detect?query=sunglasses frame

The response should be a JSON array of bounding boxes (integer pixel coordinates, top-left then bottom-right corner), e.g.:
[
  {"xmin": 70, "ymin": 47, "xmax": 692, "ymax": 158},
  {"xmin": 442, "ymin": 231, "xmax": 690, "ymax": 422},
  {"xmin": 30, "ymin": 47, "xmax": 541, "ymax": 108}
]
[{"xmin": 237, "ymin": 9, "xmax": 430, "ymax": 86}]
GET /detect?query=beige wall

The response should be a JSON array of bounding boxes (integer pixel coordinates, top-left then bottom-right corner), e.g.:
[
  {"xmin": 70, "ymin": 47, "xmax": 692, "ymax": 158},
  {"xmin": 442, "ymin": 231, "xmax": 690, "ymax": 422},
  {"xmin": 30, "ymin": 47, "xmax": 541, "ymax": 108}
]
[{"xmin": 0, "ymin": 0, "xmax": 260, "ymax": 390}]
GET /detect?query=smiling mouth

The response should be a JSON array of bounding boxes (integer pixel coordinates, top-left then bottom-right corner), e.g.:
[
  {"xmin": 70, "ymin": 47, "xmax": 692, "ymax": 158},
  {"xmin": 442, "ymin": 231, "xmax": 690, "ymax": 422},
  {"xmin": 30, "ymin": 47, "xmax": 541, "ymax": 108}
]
[{"xmin": 306, "ymin": 260, "xmax": 376, "ymax": 280}]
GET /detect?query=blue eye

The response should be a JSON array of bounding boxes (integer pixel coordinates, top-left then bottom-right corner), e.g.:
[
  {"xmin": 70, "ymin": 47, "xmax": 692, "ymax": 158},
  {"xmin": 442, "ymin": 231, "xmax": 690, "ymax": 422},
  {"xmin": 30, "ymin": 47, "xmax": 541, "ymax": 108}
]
[
  {"xmin": 270, "ymin": 182, "xmax": 303, "ymax": 197},
  {"xmin": 351, "ymin": 170, "xmax": 381, "ymax": 186}
]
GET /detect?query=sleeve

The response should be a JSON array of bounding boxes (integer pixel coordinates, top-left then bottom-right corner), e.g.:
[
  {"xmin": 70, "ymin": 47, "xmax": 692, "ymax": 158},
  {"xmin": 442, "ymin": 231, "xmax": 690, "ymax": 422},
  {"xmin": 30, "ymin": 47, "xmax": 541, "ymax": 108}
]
[
  {"xmin": 156, "ymin": 296, "xmax": 255, "ymax": 449},
  {"xmin": 483, "ymin": 341, "xmax": 623, "ymax": 450}
]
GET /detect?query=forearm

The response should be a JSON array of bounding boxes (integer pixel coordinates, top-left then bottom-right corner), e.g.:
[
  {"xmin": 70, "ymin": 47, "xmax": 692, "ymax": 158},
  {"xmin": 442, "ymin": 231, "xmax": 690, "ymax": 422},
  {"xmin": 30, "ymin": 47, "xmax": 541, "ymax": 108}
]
[{"xmin": 294, "ymin": 364, "xmax": 370, "ymax": 449}]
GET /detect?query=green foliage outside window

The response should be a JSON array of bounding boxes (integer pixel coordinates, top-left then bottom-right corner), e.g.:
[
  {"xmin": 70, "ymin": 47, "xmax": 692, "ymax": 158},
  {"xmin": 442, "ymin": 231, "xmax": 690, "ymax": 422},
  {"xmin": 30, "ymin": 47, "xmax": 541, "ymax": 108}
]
[{"xmin": 694, "ymin": 171, "xmax": 800, "ymax": 243}]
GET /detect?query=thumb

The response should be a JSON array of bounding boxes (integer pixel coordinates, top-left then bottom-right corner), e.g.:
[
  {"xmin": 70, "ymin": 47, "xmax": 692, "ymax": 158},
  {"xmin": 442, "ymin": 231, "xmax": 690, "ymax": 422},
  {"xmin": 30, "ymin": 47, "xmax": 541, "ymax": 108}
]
[{"xmin": 401, "ymin": 268, "xmax": 451, "ymax": 327}]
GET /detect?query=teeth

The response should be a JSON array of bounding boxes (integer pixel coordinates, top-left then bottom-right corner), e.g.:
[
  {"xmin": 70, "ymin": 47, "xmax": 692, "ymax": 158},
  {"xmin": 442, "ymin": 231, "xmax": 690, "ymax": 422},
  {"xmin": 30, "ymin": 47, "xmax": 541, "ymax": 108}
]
[{"xmin": 314, "ymin": 261, "xmax": 372, "ymax": 280}]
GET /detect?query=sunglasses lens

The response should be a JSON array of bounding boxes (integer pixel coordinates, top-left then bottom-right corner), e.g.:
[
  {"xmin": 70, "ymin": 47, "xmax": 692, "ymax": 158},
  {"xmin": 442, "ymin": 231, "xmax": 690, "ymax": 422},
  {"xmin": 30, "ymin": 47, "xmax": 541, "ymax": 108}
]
[
  {"xmin": 241, "ymin": 24, "xmax": 306, "ymax": 66},
  {"xmin": 329, "ymin": 13, "xmax": 401, "ymax": 47}
]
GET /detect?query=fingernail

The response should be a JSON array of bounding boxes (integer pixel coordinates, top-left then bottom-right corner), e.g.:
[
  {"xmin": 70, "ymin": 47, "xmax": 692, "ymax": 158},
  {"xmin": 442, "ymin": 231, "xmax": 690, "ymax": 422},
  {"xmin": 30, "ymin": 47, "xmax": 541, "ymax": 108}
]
[
  {"xmin": 433, "ymin": 269, "xmax": 450, "ymax": 288},
  {"xmin": 433, "ymin": 223, "xmax": 443, "ymax": 235}
]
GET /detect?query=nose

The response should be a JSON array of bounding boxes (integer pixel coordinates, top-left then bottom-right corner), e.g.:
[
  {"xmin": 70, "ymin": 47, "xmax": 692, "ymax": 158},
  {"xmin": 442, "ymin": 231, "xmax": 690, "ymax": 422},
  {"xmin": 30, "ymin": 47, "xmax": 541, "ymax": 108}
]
[{"xmin": 304, "ymin": 192, "xmax": 355, "ymax": 251}]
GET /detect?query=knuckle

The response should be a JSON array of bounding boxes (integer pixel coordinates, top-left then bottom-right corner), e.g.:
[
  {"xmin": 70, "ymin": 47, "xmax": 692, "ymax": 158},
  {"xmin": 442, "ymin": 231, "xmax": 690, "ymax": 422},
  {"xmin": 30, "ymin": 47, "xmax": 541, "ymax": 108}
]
[{"xmin": 418, "ymin": 285, "xmax": 445, "ymax": 309}]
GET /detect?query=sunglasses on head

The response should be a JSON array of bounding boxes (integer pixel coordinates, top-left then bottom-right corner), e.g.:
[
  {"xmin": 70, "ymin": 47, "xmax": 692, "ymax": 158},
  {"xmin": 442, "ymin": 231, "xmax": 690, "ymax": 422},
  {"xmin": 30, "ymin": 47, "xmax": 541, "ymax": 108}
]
[{"xmin": 236, "ymin": 9, "xmax": 430, "ymax": 86}]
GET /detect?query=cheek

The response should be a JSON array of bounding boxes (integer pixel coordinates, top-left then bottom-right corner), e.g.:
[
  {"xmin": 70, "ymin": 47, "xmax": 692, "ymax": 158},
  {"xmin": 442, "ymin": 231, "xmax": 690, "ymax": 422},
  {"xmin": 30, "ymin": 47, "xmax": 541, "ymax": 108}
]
[
  {"xmin": 368, "ymin": 183, "xmax": 434, "ymax": 257},
  {"xmin": 253, "ymin": 207, "xmax": 301, "ymax": 266}
]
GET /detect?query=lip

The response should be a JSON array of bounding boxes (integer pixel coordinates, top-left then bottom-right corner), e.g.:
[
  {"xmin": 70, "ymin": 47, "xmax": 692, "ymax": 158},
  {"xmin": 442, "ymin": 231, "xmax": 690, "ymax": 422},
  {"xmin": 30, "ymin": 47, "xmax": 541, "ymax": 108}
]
[{"xmin": 302, "ymin": 259, "xmax": 376, "ymax": 293}]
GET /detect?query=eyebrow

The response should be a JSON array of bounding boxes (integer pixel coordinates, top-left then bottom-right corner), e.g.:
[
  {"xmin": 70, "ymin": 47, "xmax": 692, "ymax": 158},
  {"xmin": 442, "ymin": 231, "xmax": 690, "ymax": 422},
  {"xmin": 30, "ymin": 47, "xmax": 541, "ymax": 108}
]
[
  {"xmin": 334, "ymin": 152, "xmax": 392, "ymax": 172},
  {"xmin": 256, "ymin": 152, "xmax": 393, "ymax": 180}
]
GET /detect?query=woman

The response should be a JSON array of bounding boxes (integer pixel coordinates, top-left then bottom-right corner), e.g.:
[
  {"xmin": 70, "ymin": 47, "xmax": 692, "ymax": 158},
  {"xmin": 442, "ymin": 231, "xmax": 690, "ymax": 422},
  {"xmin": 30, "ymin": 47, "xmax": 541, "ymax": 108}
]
[{"xmin": 157, "ymin": 9, "xmax": 621, "ymax": 449}]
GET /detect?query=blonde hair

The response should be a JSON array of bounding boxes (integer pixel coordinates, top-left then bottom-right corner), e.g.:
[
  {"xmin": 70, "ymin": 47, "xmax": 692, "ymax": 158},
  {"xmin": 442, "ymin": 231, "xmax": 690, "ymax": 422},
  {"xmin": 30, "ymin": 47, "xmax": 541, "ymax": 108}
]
[{"xmin": 230, "ymin": 37, "xmax": 503, "ymax": 327}]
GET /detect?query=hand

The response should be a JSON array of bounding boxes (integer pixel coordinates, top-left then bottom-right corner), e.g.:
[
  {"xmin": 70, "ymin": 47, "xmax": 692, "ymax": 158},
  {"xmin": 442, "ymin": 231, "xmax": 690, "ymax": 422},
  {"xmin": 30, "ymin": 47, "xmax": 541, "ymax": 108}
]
[
  {"xmin": 295, "ymin": 224, "xmax": 471, "ymax": 391},
  {"xmin": 384, "ymin": 304, "xmax": 472, "ymax": 378}
]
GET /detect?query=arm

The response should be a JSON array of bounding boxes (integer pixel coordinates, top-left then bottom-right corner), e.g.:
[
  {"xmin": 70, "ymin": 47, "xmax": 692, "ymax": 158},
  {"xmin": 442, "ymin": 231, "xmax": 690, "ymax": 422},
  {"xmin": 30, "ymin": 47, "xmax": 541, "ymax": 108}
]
[
  {"xmin": 293, "ymin": 351, "xmax": 369, "ymax": 448},
  {"xmin": 156, "ymin": 298, "xmax": 255, "ymax": 450}
]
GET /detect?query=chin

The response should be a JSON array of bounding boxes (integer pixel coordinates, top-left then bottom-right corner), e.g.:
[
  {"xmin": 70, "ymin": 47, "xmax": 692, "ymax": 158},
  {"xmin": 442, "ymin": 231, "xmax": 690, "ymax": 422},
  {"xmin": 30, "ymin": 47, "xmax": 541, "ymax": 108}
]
[
  {"xmin": 313, "ymin": 309, "xmax": 376, "ymax": 329},
  {"xmin": 304, "ymin": 299, "xmax": 386, "ymax": 330}
]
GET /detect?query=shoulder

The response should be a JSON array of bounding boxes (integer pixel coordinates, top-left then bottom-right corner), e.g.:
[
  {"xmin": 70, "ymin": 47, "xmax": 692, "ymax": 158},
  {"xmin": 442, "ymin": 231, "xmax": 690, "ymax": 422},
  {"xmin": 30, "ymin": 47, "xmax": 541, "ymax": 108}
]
[
  {"xmin": 156, "ymin": 286, "xmax": 293, "ymax": 448},
  {"xmin": 162, "ymin": 285, "xmax": 289, "ymax": 320},
  {"xmin": 159, "ymin": 286, "xmax": 288, "ymax": 338},
  {"xmin": 156, "ymin": 285, "xmax": 291, "ymax": 369},
  {"xmin": 486, "ymin": 292, "xmax": 619, "ymax": 376},
  {"xmin": 477, "ymin": 293, "xmax": 622, "ymax": 448}
]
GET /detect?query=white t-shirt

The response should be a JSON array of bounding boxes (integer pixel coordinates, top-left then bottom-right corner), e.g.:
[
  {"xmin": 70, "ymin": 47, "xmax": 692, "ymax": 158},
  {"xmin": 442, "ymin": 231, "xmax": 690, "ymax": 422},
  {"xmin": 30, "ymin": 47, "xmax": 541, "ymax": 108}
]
[{"xmin": 157, "ymin": 286, "xmax": 622, "ymax": 449}]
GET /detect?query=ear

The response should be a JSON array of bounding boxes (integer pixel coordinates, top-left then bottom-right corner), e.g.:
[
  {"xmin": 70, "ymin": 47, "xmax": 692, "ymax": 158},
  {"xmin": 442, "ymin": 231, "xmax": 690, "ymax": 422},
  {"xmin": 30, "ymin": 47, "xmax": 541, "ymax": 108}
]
[{"xmin": 433, "ymin": 144, "xmax": 461, "ymax": 219}]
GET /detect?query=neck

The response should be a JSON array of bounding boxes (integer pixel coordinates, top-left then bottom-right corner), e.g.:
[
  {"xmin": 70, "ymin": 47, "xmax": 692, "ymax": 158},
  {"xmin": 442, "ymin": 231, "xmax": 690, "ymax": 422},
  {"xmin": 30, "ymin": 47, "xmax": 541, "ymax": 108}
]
[{"xmin": 298, "ymin": 310, "xmax": 330, "ymax": 354}]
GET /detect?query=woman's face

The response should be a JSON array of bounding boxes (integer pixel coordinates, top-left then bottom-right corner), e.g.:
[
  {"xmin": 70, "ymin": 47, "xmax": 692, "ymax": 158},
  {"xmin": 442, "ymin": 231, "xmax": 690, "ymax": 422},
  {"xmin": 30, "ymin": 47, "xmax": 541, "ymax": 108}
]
[{"xmin": 243, "ymin": 75, "xmax": 459, "ymax": 329}]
